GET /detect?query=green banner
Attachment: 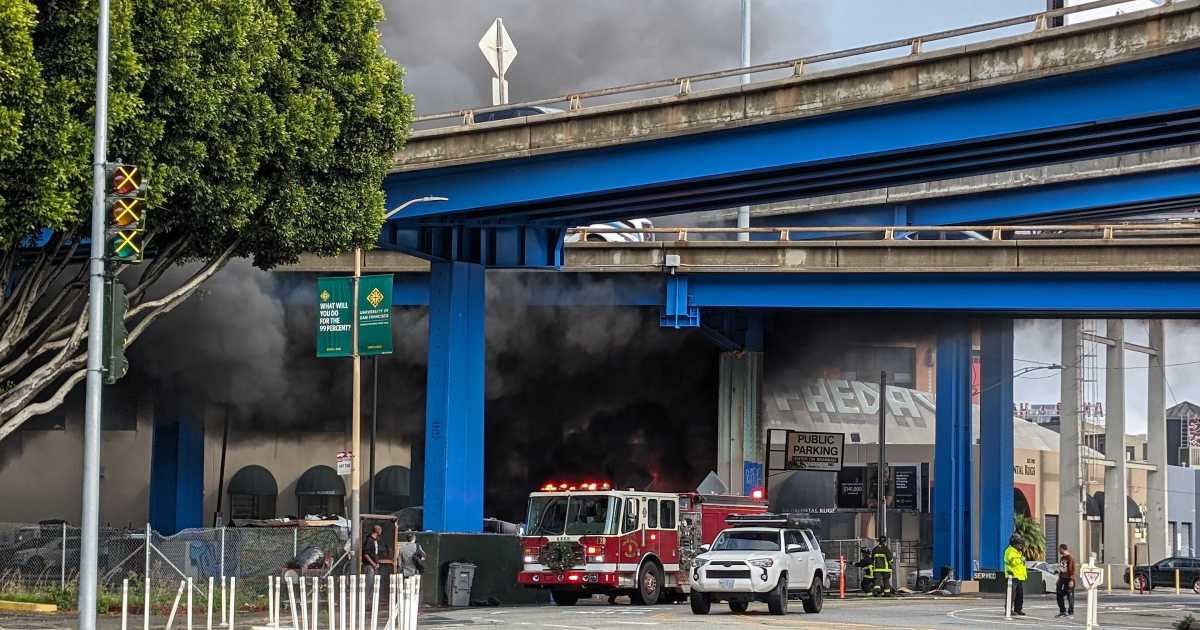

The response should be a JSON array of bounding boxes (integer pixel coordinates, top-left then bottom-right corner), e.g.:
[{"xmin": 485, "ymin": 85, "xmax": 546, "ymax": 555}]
[
  {"xmin": 316, "ymin": 277, "xmax": 353, "ymax": 357},
  {"xmin": 357, "ymin": 274, "xmax": 393, "ymax": 356}
]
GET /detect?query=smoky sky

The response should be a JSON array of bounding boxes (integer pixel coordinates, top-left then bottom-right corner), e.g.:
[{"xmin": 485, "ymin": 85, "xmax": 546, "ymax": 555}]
[{"xmin": 378, "ymin": 0, "xmax": 831, "ymax": 116}]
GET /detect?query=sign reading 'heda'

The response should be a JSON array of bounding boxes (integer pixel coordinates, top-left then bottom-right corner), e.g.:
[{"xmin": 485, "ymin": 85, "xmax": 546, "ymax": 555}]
[{"xmin": 796, "ymin": 378, "xmax": 929, "ymax": 426}]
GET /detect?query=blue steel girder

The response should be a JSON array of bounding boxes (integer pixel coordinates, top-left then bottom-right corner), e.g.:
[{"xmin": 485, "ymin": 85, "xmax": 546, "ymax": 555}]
[
  {"xmin": 381, "ymin": 271, "xmax": 1200, "ymax": 315},
  {"xmin": 385, "ymin": 50, "xmax": 1200, "ymax": 226},
  {"xmin": 755, "ymin": 164, "xmax": 1200, "ymax": 232},
  {"xmin": 378, "ymin": 222, "xmax": 564, "ymax": 268},
  {"xmin": 980, "ymin": 319, "xmax": 1016, "ymax": 571},
  {"xmin": 934, "ymin": 323, "xmax": 974, "ymax": 580}
]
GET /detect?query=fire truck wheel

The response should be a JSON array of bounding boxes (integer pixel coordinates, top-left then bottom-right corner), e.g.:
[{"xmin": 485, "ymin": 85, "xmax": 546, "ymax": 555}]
[
  {"xmin": 766, "ymin": 574, "xmax": 788, "ymax": 615},
  {"xmin": 633, "ymin": 561, "xmax": 663, "ymax": 605},
  {"xmin": 728, "ymin": 600, "xmax": 749, "ymax": 613},
  {"xmin": 688, "ymin": 591, "xmax": 711, "ymax": 615},
  {"xmin": 802, "ymin": 578, "xmax": 823, "ymax": 613},
  {"xmin": 551, "ymin": 591, "xmax": 580, "ymax": 606}
]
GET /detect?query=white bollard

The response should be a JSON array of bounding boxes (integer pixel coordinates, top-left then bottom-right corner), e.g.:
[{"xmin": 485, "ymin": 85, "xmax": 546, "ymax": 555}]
[
  {"xmin": 1004, "ymin": 577, "xmax": 1012, "ymax": 620},
  {"xmin": 339, "ymin": 576, "xmax": 347, "ymax": 630},
  {"xmin": 371, "ymin": 575, "xmax": 381, "ymax": 630},
  {"xmin": 268, "ymin": 576, "xmax": 275, "ymax": 626},
  {"xmin": 166, "ymin": 581, "xmax": 186, "ymax": 630},
  {"xmin": 122, "ymin": 578, "xmax": 129, "ymax": 630},
  {"xmin": 312, "ymin": 577, "xmax": 319, "ymax": 630},
  {"xmin": 273, "ymin": 577, "xmax": 281, "ymax": 630},
  {"xmin": 327, "ymin": 576, "xmax": 336, "ymax": 630},
  {"xmin": 287, "ymin": 577, "xmax": 300, "ymax": 630},
  {"xmin": 221, "ymin": 576, "xmax": 227, "ymax": 627},
  {"xmin": 187, "ymin": 577, "xmax": 194, "ymax": 630},
  {"xmin": 207, "ymin": 577, "xmax": 214, "ymax": 630},
  {"xmin": 348, "ymin": 575, "xmax": 357, "ymax": 630},
  {"xmin": 300, "ymin": 576, "xmax": 310, "ymax": 630},
  {"xmin": 359, "ymin": 575, "xmax": 367, "ymax": 630},
  {"xmin": 229, "ymin": 577, "xmax": 236, "ymax": 630}
]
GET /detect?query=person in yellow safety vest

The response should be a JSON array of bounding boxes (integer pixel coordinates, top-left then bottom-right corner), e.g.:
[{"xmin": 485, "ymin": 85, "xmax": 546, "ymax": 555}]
[
  {"xmin": 853, "ymin": 547, "xmax": 874, "ymax": 592},
  {"xmin": 1004, "ymin": 535, "xmax": 1028, "ymax": 616},
  {"xmin": 871, "ymin": 535, "xmax": 894, "ymax": 596}
]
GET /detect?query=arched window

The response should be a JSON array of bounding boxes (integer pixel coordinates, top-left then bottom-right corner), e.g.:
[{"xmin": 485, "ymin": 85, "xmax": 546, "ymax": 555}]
[
  {"xmin": 1013, "ymin": 488, "xmax": 1033, "ymax": 519},
  {"xmin": 296, "ymin": 465, "xmax": 346, "ymax": 518},
  {"xmin": 227, "ymin": 465, "xmax": 278, "ymax": 520},
  {"xmin": 373, "ymin": 466, "xmax": 411, "ymax": 513}
]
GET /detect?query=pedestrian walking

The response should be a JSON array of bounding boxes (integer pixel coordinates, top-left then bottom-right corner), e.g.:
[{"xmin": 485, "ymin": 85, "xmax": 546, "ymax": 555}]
[
  {"xmin": 1004, "ymin": 535, "xmax": 1027, "ymax": 616},
  {"xmin": 397, "ymin": 531, "xmax": 426, "ymax": 578},
  {"xmin": 1056, "ymin": 543, "xmax": 1076, "ymax": 618},
  {"xmin": 363, "ymin": 525, "xmax": 388, "ymax": 598}
]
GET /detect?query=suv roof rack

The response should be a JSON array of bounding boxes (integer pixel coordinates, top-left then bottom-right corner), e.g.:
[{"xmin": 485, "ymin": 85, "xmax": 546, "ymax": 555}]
[{"xmin": 725, "ymin": 512, "xmax": 821, "ymax": 529}]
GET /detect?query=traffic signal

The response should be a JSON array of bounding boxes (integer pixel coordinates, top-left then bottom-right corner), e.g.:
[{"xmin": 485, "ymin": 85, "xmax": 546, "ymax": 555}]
[
  {"xmin": 105, "ymin": 163, "xmax": 148, "ymax": 263},
  {"xmin": 102, "ymin": 277, "xmax": 129, "ymax": 384}
]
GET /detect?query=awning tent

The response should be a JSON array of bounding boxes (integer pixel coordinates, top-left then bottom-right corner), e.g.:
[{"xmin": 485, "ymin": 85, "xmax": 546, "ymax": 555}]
[
  {"xmin": 296, "ymin": 465, "xmax": 345, "ymax": 496},
  {"xmin": 227, "ymin": 465, "xmax": 278, "ymax": 496}
]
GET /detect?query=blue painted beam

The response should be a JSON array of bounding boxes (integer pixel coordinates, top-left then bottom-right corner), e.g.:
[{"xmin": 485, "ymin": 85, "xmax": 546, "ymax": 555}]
[
  {"xmin": 934, "ymin": 324, "xmax": 974, "ymax": 580},
  {"xmin": 685, "ymin": 272, "xmax": 1200, "ymax": 314},
  {"xmin": 758, "ymin": 166, "xmax": 1200, "ymax": 230},
  {"xmin": 386, "ymin": 51, "xmax": 1200, "ymax": 225},
  {"xmin": 423, "ymin": 262, "xmax": 486, "ymax": 532},
  {"xmin": 980, "ymin": 319, "xmax": 1015, "ymax": 571}
]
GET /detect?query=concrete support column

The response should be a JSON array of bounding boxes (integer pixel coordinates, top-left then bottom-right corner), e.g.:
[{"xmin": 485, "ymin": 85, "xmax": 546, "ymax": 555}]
[
  {"xmin": 1104, "ymin": 320, "xmax": 1129, "ymax": 565},
  {"xmin": 1147, "ymin": 320, "xmax": 1169, "ymax": 560},
  {"xmin": 1059, "ymin": 320, "xmax": 1085, "ymax": 560},
  {"xmin": 934, "ymin": 322, "xmax": 973, "ymax": 579},
  {"xmin": 423, "ymin": 261, "xmax": 485, "ymax": 532},
  {"xmin": 717, "ymin": 352, "xmax": 763, "ymax": 495},
  {"xmin": 980, "ymin": 320, "xmax": 1014, "ymax": 569}
]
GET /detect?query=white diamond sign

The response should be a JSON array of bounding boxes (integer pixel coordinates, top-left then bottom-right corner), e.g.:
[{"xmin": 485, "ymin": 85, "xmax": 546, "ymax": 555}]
[
  {"xmin": 1080, "ymin": 565, "xmax": 1104, "ymax": 590},
  {"xmin": 479, "ymin": 18, "xmax": 517, "ymax": 76}
]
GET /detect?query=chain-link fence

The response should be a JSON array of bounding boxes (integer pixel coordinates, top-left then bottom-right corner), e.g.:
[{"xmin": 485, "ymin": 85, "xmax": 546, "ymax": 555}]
[
  {"xmin": 818, "ymin": 538, "xmax": 922, "ymax": 593},
  {"xmin": 0, "ymin": 522, "xmax": 350, "ymax": 614}
]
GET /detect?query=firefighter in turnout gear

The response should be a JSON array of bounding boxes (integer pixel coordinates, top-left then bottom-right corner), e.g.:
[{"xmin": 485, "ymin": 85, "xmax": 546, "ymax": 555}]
[
  {"xmin": 854, "ymin": 547, "xmax": 875, "ymax": 593},
  {"xmin": 871, "ymin": 536, "xmax": 894, "ymax": 596}
]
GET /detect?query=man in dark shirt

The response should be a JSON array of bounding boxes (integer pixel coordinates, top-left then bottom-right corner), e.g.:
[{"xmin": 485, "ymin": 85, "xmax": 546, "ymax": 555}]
[
  {"xmin": 1056, "ymin": 544, "xmax": 1076, "ymax": 618},
  {"xmin": 363, "ymin": 525, "xmax": 389, "ymax": 599}
]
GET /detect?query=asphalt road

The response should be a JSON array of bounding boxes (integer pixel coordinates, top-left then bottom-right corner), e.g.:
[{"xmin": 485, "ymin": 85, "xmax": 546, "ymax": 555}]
[{"xmin": 2, "ymin": 590, "xmax": 1198, "ymax": 629}]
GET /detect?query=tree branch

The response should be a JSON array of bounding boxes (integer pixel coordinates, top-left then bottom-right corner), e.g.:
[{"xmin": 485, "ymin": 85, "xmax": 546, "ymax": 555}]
[
  {"xmin": 0, "ymin": 366, "xmax": 86, "ymax": 443},
  {"xmin": 126, "ymin": 240, "xmax": 237, "ymax": 322},
  {"xmin": 126, "ymin": 235, "xmax": 190, "ymax": 303}
]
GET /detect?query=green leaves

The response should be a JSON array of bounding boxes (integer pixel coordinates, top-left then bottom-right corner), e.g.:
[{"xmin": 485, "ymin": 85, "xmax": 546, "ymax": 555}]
[{"xmin": 0, "ymin": 0, "xmax": 412, "ymax": 265}]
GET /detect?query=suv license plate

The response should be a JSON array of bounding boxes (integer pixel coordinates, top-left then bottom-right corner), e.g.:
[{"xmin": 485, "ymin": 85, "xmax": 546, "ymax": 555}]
[{"xmin": 719, "ymin": 579, "xmax": 735, "ymax": 590}]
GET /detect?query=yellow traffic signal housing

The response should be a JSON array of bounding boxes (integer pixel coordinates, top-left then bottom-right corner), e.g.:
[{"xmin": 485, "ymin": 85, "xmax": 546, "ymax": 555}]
[{"xmin": 105, "ymin": 163, "xmax": 148, "ymax": 263}]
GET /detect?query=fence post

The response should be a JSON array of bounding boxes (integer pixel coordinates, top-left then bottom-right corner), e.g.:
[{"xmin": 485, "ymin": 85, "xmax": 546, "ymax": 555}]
[
  {"xmin": 61, "ymin": 522, "xmax": 67, "ymax": 590},
  {"xmin": 220, "ymin": 527, "xmax": 226, "ymax": 627},
  {"xmin": 293, "ymin": 529, "xmax": 298, "ymax": 558},
  {"xmin": 145, "ymin": 523, "xmax": 152, "ymax": 630}
]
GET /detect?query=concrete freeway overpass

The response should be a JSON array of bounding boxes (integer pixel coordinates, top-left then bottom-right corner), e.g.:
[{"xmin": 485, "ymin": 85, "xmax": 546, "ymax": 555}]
[{"xmin": 363, "ymin": 0, "xmax": 1200, "ymax": 579}]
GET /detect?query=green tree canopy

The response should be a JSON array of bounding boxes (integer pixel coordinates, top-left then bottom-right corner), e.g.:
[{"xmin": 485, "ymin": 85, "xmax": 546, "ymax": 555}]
[{"xmin": 0, "ymin": 0, "xmax": 412, "ymax": 437}]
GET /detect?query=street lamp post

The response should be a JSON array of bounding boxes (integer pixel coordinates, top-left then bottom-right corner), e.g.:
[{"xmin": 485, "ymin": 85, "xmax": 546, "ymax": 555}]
[{"xmin": 350, "ymin": 196, "xmax": 446, "ymax": 573}]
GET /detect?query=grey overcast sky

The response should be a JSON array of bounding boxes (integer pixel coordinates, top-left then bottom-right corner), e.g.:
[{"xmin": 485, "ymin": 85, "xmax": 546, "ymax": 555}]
[
  {"xmin": 378, "ymin": 0, "xmax": 1046, "ymax": 115},
  {"xmin": 376, "ymin": 1, "xmax": 1196, "ymax": 433}
]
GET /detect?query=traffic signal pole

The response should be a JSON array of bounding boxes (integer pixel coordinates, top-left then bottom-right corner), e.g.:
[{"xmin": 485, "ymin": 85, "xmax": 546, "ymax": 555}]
[
  {"xmin": 350, "ymin": 247, "xmax": 362, "ymax": 573},
  {"xmin": 80, "ymin": 0, "xmax": 112, "ymax": 627}
]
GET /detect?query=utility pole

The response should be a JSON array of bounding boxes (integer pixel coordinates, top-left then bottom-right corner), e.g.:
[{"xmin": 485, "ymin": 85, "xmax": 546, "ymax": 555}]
[
  {"xmin": 350, "ymin": 247, "xmax": 362, "ymax": 573},
  {"xmin": 877, "ymin": 371, "xmax": 888, "ymax": 540},
  {"xmin": 737, "ymin": 0, "xmax": 752, "ymax": 241},
  {"xmin": 79, "ymin": 0, "xmax": 112, "ymax": 627}
]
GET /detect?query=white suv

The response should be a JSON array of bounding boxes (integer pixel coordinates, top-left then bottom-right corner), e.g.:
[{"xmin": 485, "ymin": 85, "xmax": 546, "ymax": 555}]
[{"xmin": 689, "ymin": 526, "xmax": 825, "ymax": 615}]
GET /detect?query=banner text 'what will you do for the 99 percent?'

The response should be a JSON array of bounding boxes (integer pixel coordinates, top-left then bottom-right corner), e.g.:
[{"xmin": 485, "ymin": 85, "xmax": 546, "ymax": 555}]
[{"xmin": 316, "ymin": 275, "xmax": 393, "ymax": 358}]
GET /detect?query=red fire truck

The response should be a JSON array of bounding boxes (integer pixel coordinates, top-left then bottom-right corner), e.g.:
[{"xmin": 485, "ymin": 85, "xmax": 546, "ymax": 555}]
[{"xmin": 517, "ymin": 481, "xmax": 767, "ymax": 605}]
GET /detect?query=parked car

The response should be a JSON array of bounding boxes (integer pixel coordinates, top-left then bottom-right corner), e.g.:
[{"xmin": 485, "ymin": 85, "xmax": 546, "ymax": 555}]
[
  {"xmin": 564, "ymin": 218, "xmax": 656, "ymax": 243},
  {"xmin": 1124, "ymin": 557, "xmax": 1200, "ymax": 593},
  {"xmin": 689, "ymin": 522, "xmax": 825, "ymax": 615}
]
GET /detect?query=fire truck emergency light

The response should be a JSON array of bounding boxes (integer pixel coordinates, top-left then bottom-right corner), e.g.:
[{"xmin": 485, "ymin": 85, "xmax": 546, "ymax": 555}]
[
  {"xmin": 538, "ymin": 481, "xmax": 612, "ymax": 492},
  {"xmin": 751, "ymin": 488, "xmax": 765, "ymax": 500}
]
